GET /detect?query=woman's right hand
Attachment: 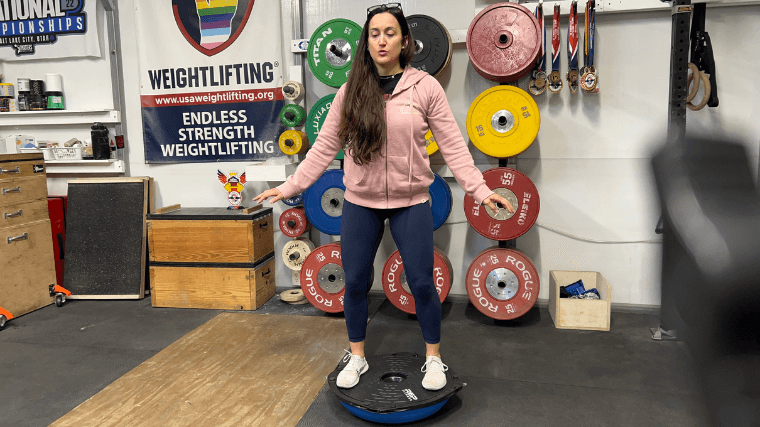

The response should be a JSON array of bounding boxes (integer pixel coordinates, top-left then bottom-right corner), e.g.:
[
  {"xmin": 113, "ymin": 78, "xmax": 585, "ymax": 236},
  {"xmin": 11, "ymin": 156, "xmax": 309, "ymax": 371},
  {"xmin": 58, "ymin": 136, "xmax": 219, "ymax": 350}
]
[{"xmin": 253, "ymin": 188, "xmax": 284, "ymax": 204}]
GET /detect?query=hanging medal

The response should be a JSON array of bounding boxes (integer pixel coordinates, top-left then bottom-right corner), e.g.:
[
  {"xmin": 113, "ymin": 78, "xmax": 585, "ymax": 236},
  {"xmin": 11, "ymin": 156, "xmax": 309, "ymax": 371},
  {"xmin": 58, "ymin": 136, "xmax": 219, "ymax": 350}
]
[
  {"xmin": 581, "ymin": 0, "xmax": 598, "ymax": 92},
  {"xmin": 528, "ymin": 2, "xmax": 547, "ymax": 96},
  {"xmin": 580, "ymin": 4, "xmax": 589, "ymax": 78},
  {"xmin": 547, "ymin": 4, "xmax": 563, "ymax": 93},
  {"xmin": 566, "ymin": 0, "xmax": 579, "ymax": 93}
]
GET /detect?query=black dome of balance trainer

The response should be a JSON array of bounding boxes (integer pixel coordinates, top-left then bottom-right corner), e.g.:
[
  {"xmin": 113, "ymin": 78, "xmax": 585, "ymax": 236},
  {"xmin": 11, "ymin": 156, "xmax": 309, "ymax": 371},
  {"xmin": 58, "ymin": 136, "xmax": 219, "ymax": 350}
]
[{"xmin": 328, "ymin": 352, "xmax": 465, "ymax": 424}]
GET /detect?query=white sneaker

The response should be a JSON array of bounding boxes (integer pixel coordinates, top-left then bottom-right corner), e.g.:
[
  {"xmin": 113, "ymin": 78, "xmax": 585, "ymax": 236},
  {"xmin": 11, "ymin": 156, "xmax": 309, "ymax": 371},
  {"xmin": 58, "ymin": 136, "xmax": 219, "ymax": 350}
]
[
  {"xmin": 421, "ymin": 355, "xmax": 448, "ymax": 391},
  {"xmin": 336, "ymin": 350, "xmax": 369, "ymax": 389}
]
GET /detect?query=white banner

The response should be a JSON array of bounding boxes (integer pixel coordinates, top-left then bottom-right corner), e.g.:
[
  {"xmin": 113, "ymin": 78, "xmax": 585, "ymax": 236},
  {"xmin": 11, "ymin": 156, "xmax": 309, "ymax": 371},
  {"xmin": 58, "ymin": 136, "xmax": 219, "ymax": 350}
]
[
  {"xmin": 135, "ymin": 0, "xmax": 286, "ymax": 164},
  {"xmin": 0, "ymin": 0, "xmax": 101, "ymax": 61}
]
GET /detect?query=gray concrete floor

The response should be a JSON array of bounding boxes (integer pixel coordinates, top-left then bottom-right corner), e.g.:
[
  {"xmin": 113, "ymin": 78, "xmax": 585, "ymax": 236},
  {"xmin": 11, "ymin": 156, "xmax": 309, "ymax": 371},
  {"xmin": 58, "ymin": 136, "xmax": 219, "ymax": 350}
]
[{"xmin": 0, "ymin": 291, "xmax": 710, "ymax": 427}]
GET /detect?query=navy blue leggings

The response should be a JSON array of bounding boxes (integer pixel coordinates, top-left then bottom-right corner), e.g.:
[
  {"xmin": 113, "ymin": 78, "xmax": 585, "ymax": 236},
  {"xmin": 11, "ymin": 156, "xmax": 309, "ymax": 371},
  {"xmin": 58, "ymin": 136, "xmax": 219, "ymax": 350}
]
[{"xmin": 341, "ymin": 199, "xmax": 441, "ymax": 344}]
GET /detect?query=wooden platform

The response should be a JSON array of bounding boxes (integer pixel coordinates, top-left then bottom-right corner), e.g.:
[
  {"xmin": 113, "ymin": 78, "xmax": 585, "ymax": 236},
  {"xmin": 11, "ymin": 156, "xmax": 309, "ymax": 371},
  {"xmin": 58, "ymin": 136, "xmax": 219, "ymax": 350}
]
[{"xmin": 50, "ymin": 313, "xmax": 347, "ymax": 427}]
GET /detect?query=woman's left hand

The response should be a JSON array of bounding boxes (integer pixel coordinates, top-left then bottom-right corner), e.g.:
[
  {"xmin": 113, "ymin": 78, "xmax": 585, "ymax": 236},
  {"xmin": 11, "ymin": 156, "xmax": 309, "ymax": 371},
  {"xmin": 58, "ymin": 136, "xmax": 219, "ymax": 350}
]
[{"xmin": 482, "ymin": 192, "xmax": 515, "ymax": 214}]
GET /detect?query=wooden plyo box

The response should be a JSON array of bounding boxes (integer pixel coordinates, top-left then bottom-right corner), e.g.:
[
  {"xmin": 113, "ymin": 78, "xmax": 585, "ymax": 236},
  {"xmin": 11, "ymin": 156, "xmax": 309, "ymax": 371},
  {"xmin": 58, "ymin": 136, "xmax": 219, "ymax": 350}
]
[
  {"xmin": 549, "ymin": 271, "xmax": 612, "ymax": 331},
  {"xmin": 147, "ymin": 207, "xmax": 275, "ymax": 310},
  {"xmin": 150, "ymin": 256, "xmax": 275, "ymax": 310},
  {"xmin": 148, "ymin": 208, "xmax": 274, "ymax": 264}
]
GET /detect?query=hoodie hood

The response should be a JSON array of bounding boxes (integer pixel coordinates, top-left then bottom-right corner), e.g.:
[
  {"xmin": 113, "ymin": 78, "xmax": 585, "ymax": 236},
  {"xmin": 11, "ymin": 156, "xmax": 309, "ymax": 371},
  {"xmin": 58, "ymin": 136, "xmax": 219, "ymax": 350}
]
[{"xmin": 393, "ymin": 65, "xmax": 430, "ymax": 94}]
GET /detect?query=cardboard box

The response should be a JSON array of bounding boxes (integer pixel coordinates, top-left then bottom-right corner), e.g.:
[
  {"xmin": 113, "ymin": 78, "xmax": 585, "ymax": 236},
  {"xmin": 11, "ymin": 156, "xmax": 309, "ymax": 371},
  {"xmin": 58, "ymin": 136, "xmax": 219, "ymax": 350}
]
[
  {"xmin": 549, "ymin": 271, "xmax": 611, "ymax": 331},
  {"xmin": 3, "ymin": 135, "xmax": 36, "ymax": 154}
]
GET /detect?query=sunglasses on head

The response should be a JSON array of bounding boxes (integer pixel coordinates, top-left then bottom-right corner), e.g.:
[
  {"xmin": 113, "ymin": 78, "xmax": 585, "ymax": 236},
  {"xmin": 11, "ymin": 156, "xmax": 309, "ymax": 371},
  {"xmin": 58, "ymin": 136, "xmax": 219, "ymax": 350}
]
[{"xmin": 367, "ymin": 2, "xmax": 402, "ymax": 17}]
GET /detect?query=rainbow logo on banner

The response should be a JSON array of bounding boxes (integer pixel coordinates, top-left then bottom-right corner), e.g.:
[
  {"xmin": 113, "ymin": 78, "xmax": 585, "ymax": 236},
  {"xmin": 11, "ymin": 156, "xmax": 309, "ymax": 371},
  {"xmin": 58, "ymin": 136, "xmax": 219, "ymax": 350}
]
[
  {"xmin": 173, "ymin": 0, "xmax": 255, "ymax": 56},
  {"xmin": 196, "ymin": 0, "xmax": 236, "ymax": 49}
]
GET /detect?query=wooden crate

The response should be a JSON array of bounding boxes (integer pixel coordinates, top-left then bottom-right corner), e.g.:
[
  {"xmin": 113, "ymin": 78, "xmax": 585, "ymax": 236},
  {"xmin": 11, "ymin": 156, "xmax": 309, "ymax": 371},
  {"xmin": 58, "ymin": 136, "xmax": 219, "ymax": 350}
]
[
  {"xmin": 150, "ymin": 255, "xmax": 275, "ymax": 310},
  {"xmin": 147, "ymin": 208, "xmax": 274, "ymax": 264},
  {"xmin": 549, "ymin": 271, "xmax": 611, "ymax": 331}
]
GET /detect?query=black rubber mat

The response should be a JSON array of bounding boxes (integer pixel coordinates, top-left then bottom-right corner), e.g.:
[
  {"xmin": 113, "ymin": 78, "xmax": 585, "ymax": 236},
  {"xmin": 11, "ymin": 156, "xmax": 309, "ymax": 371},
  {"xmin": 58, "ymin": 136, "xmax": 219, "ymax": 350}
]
[
  {"xmin": 296, "ymin": 299, "xmax": 710, "ymax": 427},
  {"xmin": 64, "ymin": 182, "xmax": 147, "ymax": 297},
  {"xmin": 297, "ymin": 374, "xmax": 709, "ymax": 427}
]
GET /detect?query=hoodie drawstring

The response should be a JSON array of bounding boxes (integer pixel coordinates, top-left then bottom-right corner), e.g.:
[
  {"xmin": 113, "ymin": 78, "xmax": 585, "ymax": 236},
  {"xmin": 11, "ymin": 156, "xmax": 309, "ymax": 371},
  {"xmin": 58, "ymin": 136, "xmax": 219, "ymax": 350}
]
[{"xmin": 409, "ymin": 84, "xmax": 416, "ymax": 184}]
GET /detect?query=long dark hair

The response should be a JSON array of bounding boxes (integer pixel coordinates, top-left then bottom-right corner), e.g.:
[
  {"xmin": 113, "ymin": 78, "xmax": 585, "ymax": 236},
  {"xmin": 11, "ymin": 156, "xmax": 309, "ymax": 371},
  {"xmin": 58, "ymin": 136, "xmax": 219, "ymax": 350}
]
[{"xmin": 339, "ymin": 7, "xmax": 415, "ymax": 165}]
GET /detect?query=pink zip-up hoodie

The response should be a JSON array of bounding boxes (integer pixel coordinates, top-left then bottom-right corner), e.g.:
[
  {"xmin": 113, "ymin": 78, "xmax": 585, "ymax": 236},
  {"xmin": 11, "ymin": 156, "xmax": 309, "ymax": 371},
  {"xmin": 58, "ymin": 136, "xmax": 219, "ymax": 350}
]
[{"xmin": 277, "ymin": 65, "xmax": 493, "ymax": 209}]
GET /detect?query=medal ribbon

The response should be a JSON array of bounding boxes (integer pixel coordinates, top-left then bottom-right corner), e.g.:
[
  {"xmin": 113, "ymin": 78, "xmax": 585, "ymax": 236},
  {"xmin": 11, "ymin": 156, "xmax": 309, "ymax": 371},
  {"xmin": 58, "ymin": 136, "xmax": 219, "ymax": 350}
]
[
  {"xmin": 567, "ymin": 1, "xmax": 578, "ymax": 71},
  {"xmin": 551, "ymin": 4, "xmax": 561, "ymax": 73},
  {"xmin": 585, "ymin": 0, "xmax": 595, "ymax": 68},
  {"xmin": 535, "ymin": 3, "xmax": 546, "ymax": 72}
]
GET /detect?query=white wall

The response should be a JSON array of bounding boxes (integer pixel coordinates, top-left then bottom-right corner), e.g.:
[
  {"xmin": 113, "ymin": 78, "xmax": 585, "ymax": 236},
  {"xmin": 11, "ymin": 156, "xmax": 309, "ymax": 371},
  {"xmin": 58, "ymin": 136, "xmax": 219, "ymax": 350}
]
[
  {"xmin": 277, "ymin": 0, "xmax": 760, "ymax": 306},
  {"xmin": 15, "ymin": 0, "xmax": 758, "ymax": 307}
]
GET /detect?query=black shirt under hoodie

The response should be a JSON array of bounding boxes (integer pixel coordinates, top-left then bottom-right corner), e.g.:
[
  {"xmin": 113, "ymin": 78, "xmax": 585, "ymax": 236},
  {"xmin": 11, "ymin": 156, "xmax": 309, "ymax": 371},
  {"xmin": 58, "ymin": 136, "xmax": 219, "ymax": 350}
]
[{"xmin": 380, "ymin": 71, "xmax": 404, "ymax": 100}]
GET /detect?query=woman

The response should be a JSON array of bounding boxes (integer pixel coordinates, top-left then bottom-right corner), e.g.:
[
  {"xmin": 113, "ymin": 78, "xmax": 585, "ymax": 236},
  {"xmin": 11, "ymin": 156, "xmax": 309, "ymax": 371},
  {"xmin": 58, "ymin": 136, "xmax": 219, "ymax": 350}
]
[{"xmin": 253, "ymin": 3, "xmax": 512, "ymax": 391}]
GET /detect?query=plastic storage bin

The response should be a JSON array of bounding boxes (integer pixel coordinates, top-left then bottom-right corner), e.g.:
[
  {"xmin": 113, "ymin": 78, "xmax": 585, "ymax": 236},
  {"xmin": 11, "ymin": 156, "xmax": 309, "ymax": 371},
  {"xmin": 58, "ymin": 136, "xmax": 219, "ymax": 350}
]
[{"xmin": 51, "ymin": 147, "xmax": 83, "ymax": 160}]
